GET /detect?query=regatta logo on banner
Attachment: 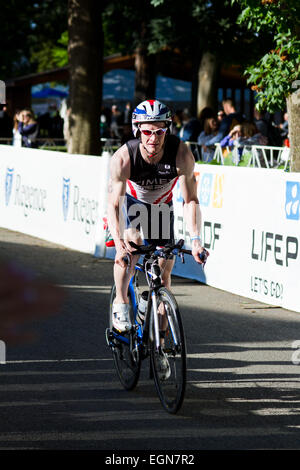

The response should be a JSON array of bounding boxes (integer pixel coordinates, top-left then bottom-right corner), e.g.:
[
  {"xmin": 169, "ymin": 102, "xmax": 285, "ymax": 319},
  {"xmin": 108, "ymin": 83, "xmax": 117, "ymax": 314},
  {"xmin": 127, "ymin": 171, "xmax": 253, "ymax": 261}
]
[
  {"xmin": 199, "ymin": 173, "xmax": 213, "ymax": 206},
  {"xmin": 5, "ymin": 168, "xmax": 14, "ymax": 206},
  {"xmin": 285, "ymin": 181, "xmax": 300, "ymax": 220},
  {"xmin": 62, "ymin": 177, "xmax": 70, "ymax": 221},
  {"xmin": 212, "ymin": 174, "xmax": 224, "ymax": 208}
]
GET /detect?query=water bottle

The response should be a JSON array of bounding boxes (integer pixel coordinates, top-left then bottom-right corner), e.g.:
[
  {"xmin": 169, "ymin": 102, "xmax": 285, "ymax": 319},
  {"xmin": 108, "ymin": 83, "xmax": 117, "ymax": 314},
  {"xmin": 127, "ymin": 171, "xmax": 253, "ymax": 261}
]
[{"xmin": 137, "ymin": 291, "xmax": 148, "ymax": 325}]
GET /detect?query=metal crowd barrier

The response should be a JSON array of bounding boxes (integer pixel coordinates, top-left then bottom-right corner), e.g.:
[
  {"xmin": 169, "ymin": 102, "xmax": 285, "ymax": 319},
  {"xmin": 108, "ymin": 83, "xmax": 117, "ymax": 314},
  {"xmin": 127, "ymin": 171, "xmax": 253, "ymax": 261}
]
[{"xmin": 186, "ymin": 141, "xmax": 290, "ymax": 170}]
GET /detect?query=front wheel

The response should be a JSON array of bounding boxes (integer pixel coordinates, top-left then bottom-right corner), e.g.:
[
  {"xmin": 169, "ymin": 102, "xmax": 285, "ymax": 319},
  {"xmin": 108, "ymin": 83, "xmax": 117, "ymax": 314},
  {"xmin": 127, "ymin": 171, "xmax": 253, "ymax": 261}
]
[
  {"xmin": 150, "ymin": 287, "xmax": 187, "ymax": 414},
  {"xmin": 108, "ymin": 284, "xmax": 141, "ymax": 390}
]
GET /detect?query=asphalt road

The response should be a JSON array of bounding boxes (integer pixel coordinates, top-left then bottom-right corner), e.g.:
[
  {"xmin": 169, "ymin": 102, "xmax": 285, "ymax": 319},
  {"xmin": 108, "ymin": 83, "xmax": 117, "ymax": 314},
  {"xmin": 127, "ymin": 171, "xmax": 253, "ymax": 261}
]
[{"xmin": 0, "ymin": 227, "xmax": 300, "ymax": 451}]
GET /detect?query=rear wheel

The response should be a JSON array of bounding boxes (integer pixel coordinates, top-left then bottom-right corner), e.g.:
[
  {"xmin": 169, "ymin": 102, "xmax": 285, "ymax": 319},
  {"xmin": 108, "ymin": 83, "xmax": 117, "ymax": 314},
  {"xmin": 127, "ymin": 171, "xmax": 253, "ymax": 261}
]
[
  {"xmin": 108, "ymin": 284, "xmax": 141, "ymax": 390},
  {"xmin": 150, "ymin": 287, "xmax": 187, "ymax": 414}
]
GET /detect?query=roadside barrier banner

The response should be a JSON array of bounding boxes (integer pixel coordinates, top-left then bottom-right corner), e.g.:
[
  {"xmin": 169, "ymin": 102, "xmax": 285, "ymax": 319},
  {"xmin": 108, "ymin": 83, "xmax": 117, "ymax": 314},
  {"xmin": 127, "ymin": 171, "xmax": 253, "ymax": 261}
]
[
  {"xmin": 0, "ymin": 145, "xmax": 105, "ymax": 254},
  {"xmin": 172, "ymin": 164, "xmax": 300, "ymax": 313},
  {"xmin": 0, "ymin": 145, "xmax": 299, "ymax": 313}
]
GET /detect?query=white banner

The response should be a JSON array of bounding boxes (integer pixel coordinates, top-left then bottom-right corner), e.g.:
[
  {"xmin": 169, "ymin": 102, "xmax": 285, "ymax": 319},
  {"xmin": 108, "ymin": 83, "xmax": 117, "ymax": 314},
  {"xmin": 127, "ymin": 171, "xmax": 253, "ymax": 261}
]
[
  {"xmin": 0, "ymin": 145, "xmax": 105, "ymax": 254},
  {"xmin": 172, "ymin": 165, "xmax": 300, "ymax": 312},
  {"xmin": 0, "ymin": 146, "xmax": 299, "ymax": 313}
]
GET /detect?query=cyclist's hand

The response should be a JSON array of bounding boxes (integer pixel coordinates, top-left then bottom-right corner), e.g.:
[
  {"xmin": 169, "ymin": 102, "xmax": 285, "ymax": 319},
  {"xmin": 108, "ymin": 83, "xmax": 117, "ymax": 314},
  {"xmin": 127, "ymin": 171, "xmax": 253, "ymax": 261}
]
[
  {"xmin": 191, "ymin": 239, "xmax": 209, "ymax": 265},
  {"xmin": 115, "ymin": 240, "xmax": 131, "ymax": 268}
]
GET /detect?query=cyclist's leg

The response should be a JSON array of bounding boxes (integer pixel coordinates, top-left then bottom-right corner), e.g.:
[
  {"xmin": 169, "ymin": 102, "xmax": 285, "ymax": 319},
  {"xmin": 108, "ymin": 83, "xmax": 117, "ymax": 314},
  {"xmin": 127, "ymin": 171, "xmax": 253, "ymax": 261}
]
[
  {"xmin": 114, "ymin": 227, "xmax": 142, "ymax": 304},
  {"xmin": 158, "ymin": 257, "xmax": 175, "ymax": 290}
]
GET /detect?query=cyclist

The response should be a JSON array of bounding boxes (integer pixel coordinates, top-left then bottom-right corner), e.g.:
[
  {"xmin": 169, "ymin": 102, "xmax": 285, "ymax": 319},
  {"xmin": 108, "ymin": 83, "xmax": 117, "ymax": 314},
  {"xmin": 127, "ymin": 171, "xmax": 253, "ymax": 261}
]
[{"xmin": 107, "ymin": 99, "xmax": 207, "ymax": 334}]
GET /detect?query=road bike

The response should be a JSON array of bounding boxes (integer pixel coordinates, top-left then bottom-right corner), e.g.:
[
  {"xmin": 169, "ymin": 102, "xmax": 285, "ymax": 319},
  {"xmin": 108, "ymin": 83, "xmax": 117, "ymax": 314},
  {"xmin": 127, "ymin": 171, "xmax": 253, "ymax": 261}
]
[{"xmin": 105, "ymin": 239, "xmax": 207, "ymax": 414}]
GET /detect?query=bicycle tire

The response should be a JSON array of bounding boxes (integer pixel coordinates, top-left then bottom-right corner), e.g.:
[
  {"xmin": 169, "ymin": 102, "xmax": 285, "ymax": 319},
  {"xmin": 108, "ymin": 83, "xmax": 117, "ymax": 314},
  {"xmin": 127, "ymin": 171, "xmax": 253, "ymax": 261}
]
[
  {"xmin": 150, "ymin": 287, "xmax": 187, "ymax": 414},
  {"xmin": 109, "ymin": 284, "xmax": 141, "ymax": 391}
]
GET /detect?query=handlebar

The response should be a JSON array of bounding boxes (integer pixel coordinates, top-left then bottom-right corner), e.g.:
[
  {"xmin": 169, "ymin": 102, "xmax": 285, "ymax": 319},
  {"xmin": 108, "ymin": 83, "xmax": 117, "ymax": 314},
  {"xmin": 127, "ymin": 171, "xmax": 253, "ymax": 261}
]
[{"xmin": 127, "ymin": 239, "xmax": 209, "ymax": 265}]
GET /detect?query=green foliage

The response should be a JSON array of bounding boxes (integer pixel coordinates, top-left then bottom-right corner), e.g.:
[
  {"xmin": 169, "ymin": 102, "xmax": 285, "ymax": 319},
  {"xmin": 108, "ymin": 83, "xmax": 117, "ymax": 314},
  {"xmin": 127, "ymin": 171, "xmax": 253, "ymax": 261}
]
[
  {"xmin": 52, "ymin": 31, "xmax": 69, "ymax": 68},
  {"xmin": 233, "ymin": 0, "xmax": 300, "ymax": 112},
  {"xmin": 31, "ymin": 31, "xmax": 69, "ymax": 72},
  {"xmin": 0, "ymin": 0, "xmax": 67, "ymax": 79},
  {"xmin": 149, "ymin": 0, "xmax": 269, "ymax": 66}
]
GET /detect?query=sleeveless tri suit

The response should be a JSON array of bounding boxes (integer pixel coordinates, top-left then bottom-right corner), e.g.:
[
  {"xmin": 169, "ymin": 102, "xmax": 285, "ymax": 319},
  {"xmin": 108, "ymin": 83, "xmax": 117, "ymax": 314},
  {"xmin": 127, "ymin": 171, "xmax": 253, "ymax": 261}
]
[{"xmin": 123, "ymin": 134, "xmax": 180, "ymax": 245}]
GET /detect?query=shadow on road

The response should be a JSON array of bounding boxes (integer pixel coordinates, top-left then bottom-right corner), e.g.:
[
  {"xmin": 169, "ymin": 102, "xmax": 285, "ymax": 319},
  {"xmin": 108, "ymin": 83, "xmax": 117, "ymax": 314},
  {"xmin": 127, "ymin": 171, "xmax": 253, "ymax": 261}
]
[{"xmin": 0, "ymin": 234, "xmax": 300, "ymax": 450}]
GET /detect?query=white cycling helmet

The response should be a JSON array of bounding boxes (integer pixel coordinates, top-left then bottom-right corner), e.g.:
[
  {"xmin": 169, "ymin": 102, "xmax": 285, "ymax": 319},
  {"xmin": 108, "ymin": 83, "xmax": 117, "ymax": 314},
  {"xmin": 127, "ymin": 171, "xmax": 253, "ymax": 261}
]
[{"xmin": 132, "ymin": 99, "xmax": 172, "ymax": 137}]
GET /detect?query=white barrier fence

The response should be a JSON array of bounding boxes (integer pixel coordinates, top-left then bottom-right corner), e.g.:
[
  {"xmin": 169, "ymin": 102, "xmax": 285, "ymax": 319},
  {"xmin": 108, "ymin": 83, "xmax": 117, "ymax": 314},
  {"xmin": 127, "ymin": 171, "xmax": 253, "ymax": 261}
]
[
  {"xmin": 0, "ymin": 145, "xmax": 299, "ymax": 313},
  {"xmin": 187, "ymin": 141, "xmax": 290, "ymax": 170}
]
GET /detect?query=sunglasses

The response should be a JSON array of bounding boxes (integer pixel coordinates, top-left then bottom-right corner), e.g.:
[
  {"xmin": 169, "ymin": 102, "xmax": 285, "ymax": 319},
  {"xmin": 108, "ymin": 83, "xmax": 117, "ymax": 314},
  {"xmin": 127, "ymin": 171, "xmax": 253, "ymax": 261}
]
[{"xmin": 140, "ymin": 128, "xmax": 167, "ymax": 136}]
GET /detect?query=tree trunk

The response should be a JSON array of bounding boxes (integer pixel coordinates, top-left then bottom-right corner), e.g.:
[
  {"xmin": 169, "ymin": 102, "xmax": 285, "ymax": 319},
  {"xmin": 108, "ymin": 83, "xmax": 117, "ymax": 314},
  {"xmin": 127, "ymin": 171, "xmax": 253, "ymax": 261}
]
[
  {"xmin": 134, "ymin": 20, "xmax": 156, "ymax": 107},
  {"xmin": 287, "ymin": 91, "xmax": 300, "ymax": 172},
  {"xmin": 197, "ymin": 51, "xmax": 218, "ymax": 117},
  {"xmin": 134, "ymin": 46, "xmax": 156, "ymax": 106},
  {"xmin": 191, "ymin": 55, "xmax": 200, "ymax": 117},
  {"xmin": 67, "ymin": 0, "xmax": 102, "ymax": 155}
]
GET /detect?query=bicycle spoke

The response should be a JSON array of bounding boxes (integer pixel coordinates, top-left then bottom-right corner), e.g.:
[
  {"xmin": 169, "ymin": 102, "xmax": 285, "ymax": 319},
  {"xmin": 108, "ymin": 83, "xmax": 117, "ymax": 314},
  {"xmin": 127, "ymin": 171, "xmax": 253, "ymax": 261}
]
[{"xmin": 150, "ymin": 287, "xmax": 186, "ymax": 414}]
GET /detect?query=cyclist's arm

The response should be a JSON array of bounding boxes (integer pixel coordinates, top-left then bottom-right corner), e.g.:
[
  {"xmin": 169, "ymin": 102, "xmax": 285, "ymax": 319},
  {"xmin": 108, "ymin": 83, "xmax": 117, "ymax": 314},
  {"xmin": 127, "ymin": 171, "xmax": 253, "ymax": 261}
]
[
  {"xmin": 176, "ymin": 142, "xmax": 206, "ymax": 264},
  {"xmin": 107, "ymin": 146, "xmax": 130, "ymax": 264}
]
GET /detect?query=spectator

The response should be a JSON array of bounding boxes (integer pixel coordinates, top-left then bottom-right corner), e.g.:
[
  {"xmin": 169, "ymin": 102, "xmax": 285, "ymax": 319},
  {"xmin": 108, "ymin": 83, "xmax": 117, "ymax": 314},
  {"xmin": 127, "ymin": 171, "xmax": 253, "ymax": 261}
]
[
  {"xmin": 219, "ymin": 124, "xmax": 242, "ymax": 150},
  {"xmin": 12, "ymin": 110, "xmax": 22, "ymax": 147},
  {"xmin": 124, "ymin": 102, "xmax": 132, "ymax": 124},
  {"xmin": 178, "ymin": 108, "xmax": 201, "ymax": 142},
  {"xmin": 17, "ymin": 109, "xmax": 39, "ymax": 148},
  {"xmin": 253, "ymin": 108, "xmax": 269, "ymax": 140},
  {"xmin": 197, "ymin": 116, "xmax": 221, "ymax": 162},
  {"xmin": 198, "ymin": 107, "xmax": 215, "ymax": 133},
  {"xmin": 279, "ymin": 111, "xmax": 289, "ymax": 139},
  {"xmin": 49, "ymin": 105, "xmax": 64, "ymax": 138},
  {"xmin": 170, "ymin": 109, "xmax": 183, "ymax": 136},
  {"xmin": 110, "ymin": 104, "xmax": 123, "ymax": 139},
  {"xmin": 219, "ymin": 98, "xmax": 244, "ymax": 137}
]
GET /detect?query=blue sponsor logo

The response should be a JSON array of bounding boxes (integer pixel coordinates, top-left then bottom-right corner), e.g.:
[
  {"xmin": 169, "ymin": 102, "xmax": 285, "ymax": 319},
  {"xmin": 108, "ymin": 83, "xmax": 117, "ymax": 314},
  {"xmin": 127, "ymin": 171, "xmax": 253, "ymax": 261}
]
[
  {"xmin": 285, "ymin": 181, "xmax": 300, "ymax": 220},
  {"xmin": 199, "ymin": 173, "xmax": 213, "ymax": 207},
  {"xmin": 62, "ymin": 177, "xmax": 70, "ymax": 221},
  {"xmin": 5, "ymin": 168, "xmax": 14, "ymax": 206}
]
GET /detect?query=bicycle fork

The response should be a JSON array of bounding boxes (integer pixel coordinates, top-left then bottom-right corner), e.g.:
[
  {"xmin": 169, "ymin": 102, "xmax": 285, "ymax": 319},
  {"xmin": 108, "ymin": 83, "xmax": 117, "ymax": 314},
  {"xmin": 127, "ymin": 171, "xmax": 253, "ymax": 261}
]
[{"xmin": 151, "ymin": 290, "xmax": 180, "ymax": 353}]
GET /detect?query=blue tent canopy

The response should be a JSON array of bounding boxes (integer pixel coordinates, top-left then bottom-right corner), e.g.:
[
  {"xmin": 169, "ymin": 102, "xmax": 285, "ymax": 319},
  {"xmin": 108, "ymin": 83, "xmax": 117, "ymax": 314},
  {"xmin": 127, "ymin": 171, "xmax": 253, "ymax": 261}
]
[{"xmin": 32, "ymin": 86, "xmax": 68, "ymax": 99}]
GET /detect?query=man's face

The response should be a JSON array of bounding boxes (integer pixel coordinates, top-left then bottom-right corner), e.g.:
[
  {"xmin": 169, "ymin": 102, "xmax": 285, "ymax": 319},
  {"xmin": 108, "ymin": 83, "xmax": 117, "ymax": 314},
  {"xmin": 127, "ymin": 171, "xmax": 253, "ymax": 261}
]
[{"xmin": 139, "ymin": 121, "xmax": 167, "ymax": 156}]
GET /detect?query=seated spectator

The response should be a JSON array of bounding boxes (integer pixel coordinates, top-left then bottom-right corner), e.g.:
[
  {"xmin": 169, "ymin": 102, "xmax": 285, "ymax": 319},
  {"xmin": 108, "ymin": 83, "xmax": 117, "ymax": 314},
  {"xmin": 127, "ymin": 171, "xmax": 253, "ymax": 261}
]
[
  {"xmin": 220, "ymin": 121, "xmax": 267, "ymax": 163},
  {"xmin": 237, "ymin": 121, "xmax": 268, "ymax": 147},
  {"xmin": 197, "ymin": 116, "xmax": 221, "ymax": 162},
  {"xmin": 178, "ymin": 108, "xmax": 201, "ymax": 142},
  {"xmin": 17, "ymin": 109, "xmax": 38, "ymax": 148},
  {"xmin": 219, "ymin": 124, "xmax": 242, "ymax": 149},
  {"xmin": 218, "ymin": 98, "xmax": 244, "ymax": 138},
  {"xmin": 253, "ymin": 108, "xmax": 269, "ymax": 140},
  {"xmin": 198, "ymin": 107, "xmax": 215, "ymax": 133}
]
